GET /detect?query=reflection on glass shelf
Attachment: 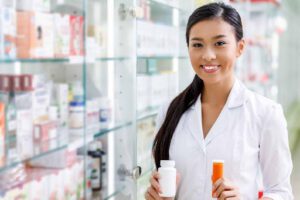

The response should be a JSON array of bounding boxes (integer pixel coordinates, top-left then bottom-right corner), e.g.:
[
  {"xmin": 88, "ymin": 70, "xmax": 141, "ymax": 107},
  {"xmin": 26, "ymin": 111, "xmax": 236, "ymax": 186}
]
[
  {"xmin": 0, "ymin": 57, "xmax": 132, "ymax": 64},
  {"xmin": 0, "ymin": 151, "xmax": 85, "ymax": 199},
  {"xmin": 0, "ymin": 134, "xmax": 69, "ymax": 173},
  {"xmin": 95, "ymin": 57, "xmax": 131, "ymax": 62},
  {"xmin": 137, "ymin": 55, "xmax": 188, "ymax": 60},
  {"xmin": 0, "ymin": 58, "xmax": 69, "ymax": 63},
  {"xmin": 137, "ymin": 107, "xmax": 159, "ymax": 121},
  {"xmin": 0, "ymin": 127, "xmax": 92, "ymax": 173},
  {"xmin": 93, "ymin": 121, "xmax": 133, "ymax": 139}
]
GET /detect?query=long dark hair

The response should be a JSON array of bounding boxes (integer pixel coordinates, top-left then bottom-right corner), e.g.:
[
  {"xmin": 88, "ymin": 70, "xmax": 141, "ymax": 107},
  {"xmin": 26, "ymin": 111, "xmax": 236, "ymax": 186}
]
[{"xmin": 152, "ymin": 2, "xmax": 244, "ymax": 169}]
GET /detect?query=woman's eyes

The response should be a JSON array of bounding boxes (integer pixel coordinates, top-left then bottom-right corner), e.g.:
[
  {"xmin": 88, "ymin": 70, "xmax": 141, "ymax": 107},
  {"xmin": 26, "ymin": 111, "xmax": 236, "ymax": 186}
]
[
  {"xmin": 192, "ymin": 41, "xmax": 226, "ymax": 48},
  {"xmin": 192, "ymin": 43, "xmax": 203, "ymax": 48},
  {"xmin": 215, "ymin": 41, "xmax": 226, "ymax": 46}
]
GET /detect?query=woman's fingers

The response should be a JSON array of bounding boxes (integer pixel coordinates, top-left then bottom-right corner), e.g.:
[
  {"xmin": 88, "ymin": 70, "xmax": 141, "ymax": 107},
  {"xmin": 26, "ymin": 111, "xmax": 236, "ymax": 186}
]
[
  {"xmin": 150, "ymin": 171, "xmax": 161, "ymax": 193},
  {"xmin": 144, "ymin": 190, "xmax": 155, "ymax": 200},
  {"xmin": 149, "ymin": 186, "xmax": 162, "ymax": 199},
  {"xmin": 213, "ymin": 178, "xmax": 240, "ymax": 199},
  {"xmin": 176, "ymin": 172, "xmax": 181, "ymax": 187},
  {"xmin": 218, "ymin": 190, "xmax": 239, "ymax": 200}
]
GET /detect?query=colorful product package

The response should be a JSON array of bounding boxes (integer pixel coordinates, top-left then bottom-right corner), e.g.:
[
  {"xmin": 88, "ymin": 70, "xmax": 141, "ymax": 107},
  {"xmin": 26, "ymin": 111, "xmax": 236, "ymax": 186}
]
[
  {"xmin": 70, "ymin": 15, "xmax": 84, "ymax": 56},
  {"xmin": 17, "ymin": 11, "xmax": 54, "ymax": 58}
]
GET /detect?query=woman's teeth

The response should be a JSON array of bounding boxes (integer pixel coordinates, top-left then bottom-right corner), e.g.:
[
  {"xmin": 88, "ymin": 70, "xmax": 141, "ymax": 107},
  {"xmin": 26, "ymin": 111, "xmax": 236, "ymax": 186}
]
[
  {"xmin": 202, "ymin": 65, "xmax": 219, "ymax": 70},
  {"xmin": 201, "ymin": 65, "xmax": 220, "ymax": 73}
]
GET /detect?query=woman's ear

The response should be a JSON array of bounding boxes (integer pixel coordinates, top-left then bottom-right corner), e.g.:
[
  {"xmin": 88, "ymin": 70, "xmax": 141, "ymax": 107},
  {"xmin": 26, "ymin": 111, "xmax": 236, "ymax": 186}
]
[{"xmin": 236, "ymin": 39, "xmax": 245, "ymax": 57}]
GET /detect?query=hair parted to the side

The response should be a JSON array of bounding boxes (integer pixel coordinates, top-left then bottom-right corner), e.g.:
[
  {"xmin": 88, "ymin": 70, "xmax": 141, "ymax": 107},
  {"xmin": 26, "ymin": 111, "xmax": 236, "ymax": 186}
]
[{"xmin": 152, "ymin": 2, "xmax": 244, "ymax": 169}]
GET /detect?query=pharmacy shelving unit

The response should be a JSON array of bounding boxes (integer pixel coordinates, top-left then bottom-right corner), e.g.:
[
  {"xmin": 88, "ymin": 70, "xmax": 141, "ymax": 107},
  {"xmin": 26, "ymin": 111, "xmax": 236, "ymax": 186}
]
[
  {"xmin": 0, "ymin": 0, "xmax": 195, "ymax": 199},
  {"xmin": 135, "ymin": 0, "xmax": 195, "ymax": 199},
  {"xmin": 0, "ymin": 0, "xmax": 88, "ymax": 199},
  {"xmin": 229, "ymin": 0, "xmax": 282, "ymax": 101}
]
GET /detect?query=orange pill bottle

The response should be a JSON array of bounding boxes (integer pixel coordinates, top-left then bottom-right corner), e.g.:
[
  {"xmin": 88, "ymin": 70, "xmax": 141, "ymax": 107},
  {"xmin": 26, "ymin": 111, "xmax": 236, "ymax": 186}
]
[{"xmin": 211, "ymin": 160, "xmax": 224, "ymax": 197}]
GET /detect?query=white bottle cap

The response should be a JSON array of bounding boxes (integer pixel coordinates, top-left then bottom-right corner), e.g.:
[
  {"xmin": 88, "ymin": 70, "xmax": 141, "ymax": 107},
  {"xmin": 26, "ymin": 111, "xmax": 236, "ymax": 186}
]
[
  {"xmin": 212, "ymin": 160, "xmax": 224, "ymax": 164},
  {"xmin": 160, "ymin": 160, "xmax": 175, "ymax": 168}
]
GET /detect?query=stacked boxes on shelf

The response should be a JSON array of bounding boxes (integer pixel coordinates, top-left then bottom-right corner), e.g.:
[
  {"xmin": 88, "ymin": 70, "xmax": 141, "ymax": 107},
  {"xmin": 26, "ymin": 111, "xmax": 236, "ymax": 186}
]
[
  {"xmin": 137, "ymin": 20, "xmax": 179, "ymax": 56},
  {"xmin": 16, "ymin": 12, "xmax": 55, "ymax": 58},
  {"xmin": 137, "ymin": 72, "xmax": 178, "ymax": 112},
  {"xmin": 0, "ymin": 154, "xmax": 84, "ymax": 199},
  {"xmin": 0, "ymin": 75, "xmax": 64, "ymax": 163},
  {"xmin": 0, "ymin": 0, "xmax": 85, "ymax": 59}
]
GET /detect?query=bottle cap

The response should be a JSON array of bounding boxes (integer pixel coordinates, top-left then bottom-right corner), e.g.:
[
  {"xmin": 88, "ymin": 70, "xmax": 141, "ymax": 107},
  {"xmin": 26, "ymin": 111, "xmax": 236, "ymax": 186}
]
[
  {"xmin": 212, "ymin": 160, "xmax": 224, "ymax": 164},
  {"xmin": 160, "ymin": 160, "xmax": 175, "ymax": 168}
]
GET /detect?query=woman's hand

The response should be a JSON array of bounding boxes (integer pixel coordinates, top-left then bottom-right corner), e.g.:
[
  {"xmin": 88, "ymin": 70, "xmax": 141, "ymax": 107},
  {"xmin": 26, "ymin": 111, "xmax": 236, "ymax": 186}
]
[
  {"xmin": 144, "ymin": 171, "xmax": 180, "ymax": 200},
  {"xmin": 213, "ymin": 178, "xmax": 240, "ymax": 200}
]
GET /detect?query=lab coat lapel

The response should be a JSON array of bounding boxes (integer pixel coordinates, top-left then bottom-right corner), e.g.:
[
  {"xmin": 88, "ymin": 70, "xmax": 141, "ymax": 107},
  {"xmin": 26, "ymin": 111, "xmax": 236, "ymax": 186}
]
[
  {"xmin": 186, "ymin": 95, "xmax": 206, "ymax": 150},
  {"xmin": 204, "ymin": 78, "xmax": 247, "ymax": 146}
]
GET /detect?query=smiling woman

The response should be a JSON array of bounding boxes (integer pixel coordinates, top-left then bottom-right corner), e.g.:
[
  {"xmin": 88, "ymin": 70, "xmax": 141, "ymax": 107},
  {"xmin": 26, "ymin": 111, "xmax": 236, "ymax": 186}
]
[
  {"xmin": 188, "ymin": 18, "xmax": 244, "ymax": 86},
  {"xmin": 145, "ymin": 2, "xmax": 294, "ymax": 200}
]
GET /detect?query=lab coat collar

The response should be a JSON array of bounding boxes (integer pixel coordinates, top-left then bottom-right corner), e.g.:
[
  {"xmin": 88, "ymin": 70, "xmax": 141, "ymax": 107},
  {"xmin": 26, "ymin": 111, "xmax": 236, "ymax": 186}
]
[
  {"xmin": 189, "ymin": 78, "xmax": 247, "ymax": 110},
  {"xmin": 186, "ymin": 78, "xmax": 248, "ymax": 149}
]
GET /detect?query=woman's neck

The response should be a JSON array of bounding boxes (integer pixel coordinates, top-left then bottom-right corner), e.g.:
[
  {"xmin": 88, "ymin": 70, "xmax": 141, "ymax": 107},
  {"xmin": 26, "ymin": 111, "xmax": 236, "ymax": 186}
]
[{"xmin": 201, "ymin": 77, "xmax": 235, "ymax": 107}]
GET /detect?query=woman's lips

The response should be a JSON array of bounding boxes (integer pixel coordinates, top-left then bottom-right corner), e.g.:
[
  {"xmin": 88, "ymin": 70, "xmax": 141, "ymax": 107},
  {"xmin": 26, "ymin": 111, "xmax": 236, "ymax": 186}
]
[{"xmin": 201, "ymin": 65, "xmax": 220, "ymax": 73}]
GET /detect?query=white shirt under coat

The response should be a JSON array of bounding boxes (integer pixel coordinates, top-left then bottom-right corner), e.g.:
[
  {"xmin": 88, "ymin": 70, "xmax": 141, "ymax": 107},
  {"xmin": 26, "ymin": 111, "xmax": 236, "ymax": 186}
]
[{"xmin": 155, "ymin": 79, "xmax": 293, "ymax": 200}]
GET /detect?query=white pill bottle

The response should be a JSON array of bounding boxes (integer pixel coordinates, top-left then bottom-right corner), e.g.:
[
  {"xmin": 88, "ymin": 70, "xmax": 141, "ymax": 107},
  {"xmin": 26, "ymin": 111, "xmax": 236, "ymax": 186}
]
[{"xmin": 158, "ymin": 160, "xmax": 176, "ymax": 197}]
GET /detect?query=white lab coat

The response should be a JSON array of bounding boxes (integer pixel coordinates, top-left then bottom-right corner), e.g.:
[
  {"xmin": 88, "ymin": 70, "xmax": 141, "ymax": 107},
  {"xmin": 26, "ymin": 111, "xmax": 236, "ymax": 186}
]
[{"xmin": 155, "ymin": 78, "xmax": 293, "ymax": 200}]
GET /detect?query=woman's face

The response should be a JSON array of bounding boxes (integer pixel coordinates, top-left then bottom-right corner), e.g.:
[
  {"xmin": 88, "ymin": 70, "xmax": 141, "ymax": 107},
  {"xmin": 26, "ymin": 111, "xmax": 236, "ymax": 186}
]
[{"xmin": 188, "ymin": 18, "xmax": 245, "ymax": 85}]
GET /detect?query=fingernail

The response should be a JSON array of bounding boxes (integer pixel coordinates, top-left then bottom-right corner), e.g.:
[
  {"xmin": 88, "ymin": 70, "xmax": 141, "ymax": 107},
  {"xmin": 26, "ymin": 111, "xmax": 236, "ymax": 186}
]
[{"xmin": 212, "ymin": 192, "xmax": 216, "ymax": 198}]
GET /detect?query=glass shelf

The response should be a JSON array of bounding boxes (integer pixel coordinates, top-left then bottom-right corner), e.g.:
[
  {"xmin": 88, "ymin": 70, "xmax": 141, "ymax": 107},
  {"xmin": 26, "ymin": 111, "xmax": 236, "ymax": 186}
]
[
  {"xmin": 93, "ymin": 121, "xmax": 133, "ymax": 139},
  {"xmin": 0, "ymin": 58, "xmax": 70, "ymax": 63},
  {"xmin": 0, "ymin": 137, "xmax": 68, "ymax": 173},
  {"xmin": 95, "ymin": 57, "xmax": 132, "ymax": 62},
  {"xmin": 0, "ymin": 57, "xmax": 132, "ymax": 64},
  {"xmin": 138, "ymin": 56, "xmax": 189, "ymax": 60},
  {"xmin": 137, "ymin": 107, "xmax": 159, "ymax": 121}
]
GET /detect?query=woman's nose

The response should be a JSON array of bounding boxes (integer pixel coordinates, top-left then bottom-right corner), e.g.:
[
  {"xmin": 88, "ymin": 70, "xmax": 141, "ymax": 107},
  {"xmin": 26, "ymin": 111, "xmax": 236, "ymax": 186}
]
[{"xmin": 201, "ymin": 47, "xmax": 216, "ymax": 61}]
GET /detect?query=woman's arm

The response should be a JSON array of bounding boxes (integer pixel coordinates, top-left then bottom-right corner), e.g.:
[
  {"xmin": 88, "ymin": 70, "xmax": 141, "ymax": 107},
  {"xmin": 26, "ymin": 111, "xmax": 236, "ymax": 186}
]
[{"xmin": 259, "ymin": 104, "xmax": 293, "ymax": 200}]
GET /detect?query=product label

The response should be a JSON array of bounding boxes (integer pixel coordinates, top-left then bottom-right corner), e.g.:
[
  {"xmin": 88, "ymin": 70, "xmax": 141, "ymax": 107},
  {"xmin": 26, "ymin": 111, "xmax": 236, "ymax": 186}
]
[{"xmin": 99, "ymin": 109, "xmax": 110, "ymax": 122}]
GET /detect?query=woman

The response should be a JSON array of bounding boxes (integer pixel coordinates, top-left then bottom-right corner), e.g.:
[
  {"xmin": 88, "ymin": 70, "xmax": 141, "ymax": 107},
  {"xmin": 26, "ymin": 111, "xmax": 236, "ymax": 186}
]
[{"xmin": 145, "ymin": 2, "xmax": 293, "ymax": 200}]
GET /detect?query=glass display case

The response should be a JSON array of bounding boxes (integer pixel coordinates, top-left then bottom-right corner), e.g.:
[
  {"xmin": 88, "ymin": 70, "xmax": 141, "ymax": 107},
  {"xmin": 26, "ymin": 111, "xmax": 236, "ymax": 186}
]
[
  {"xmin": 135, "ymin": 0, "xmax": 194, "ymax": 198},
  {"xmin": 229, "ymin": 0, "xmax": 282, "ymax": 101},
  {"xmin": 0, "ymin": 0, "xmax": 196, "ymax": 199}
]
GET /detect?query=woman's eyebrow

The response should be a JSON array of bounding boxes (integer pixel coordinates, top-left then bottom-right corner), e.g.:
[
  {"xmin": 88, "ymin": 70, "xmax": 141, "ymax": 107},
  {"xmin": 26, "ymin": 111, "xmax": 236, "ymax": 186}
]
[{"xmin": 190, "ymin": 35, "xmax": 227, "ymax": 41}]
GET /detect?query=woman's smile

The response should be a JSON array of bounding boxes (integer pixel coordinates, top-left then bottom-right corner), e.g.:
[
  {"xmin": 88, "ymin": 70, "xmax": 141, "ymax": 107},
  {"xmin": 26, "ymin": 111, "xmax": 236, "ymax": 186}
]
[{"xmin": 201, "ymin": 65, "xmax": 221, "ymax": 73}]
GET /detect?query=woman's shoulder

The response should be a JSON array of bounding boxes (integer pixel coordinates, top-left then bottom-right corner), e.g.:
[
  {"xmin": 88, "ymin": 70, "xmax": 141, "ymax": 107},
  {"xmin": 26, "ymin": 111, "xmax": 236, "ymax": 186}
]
[{"xmin": 244, "ymin": 86, "xmax": 283, "ymax": 116}]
